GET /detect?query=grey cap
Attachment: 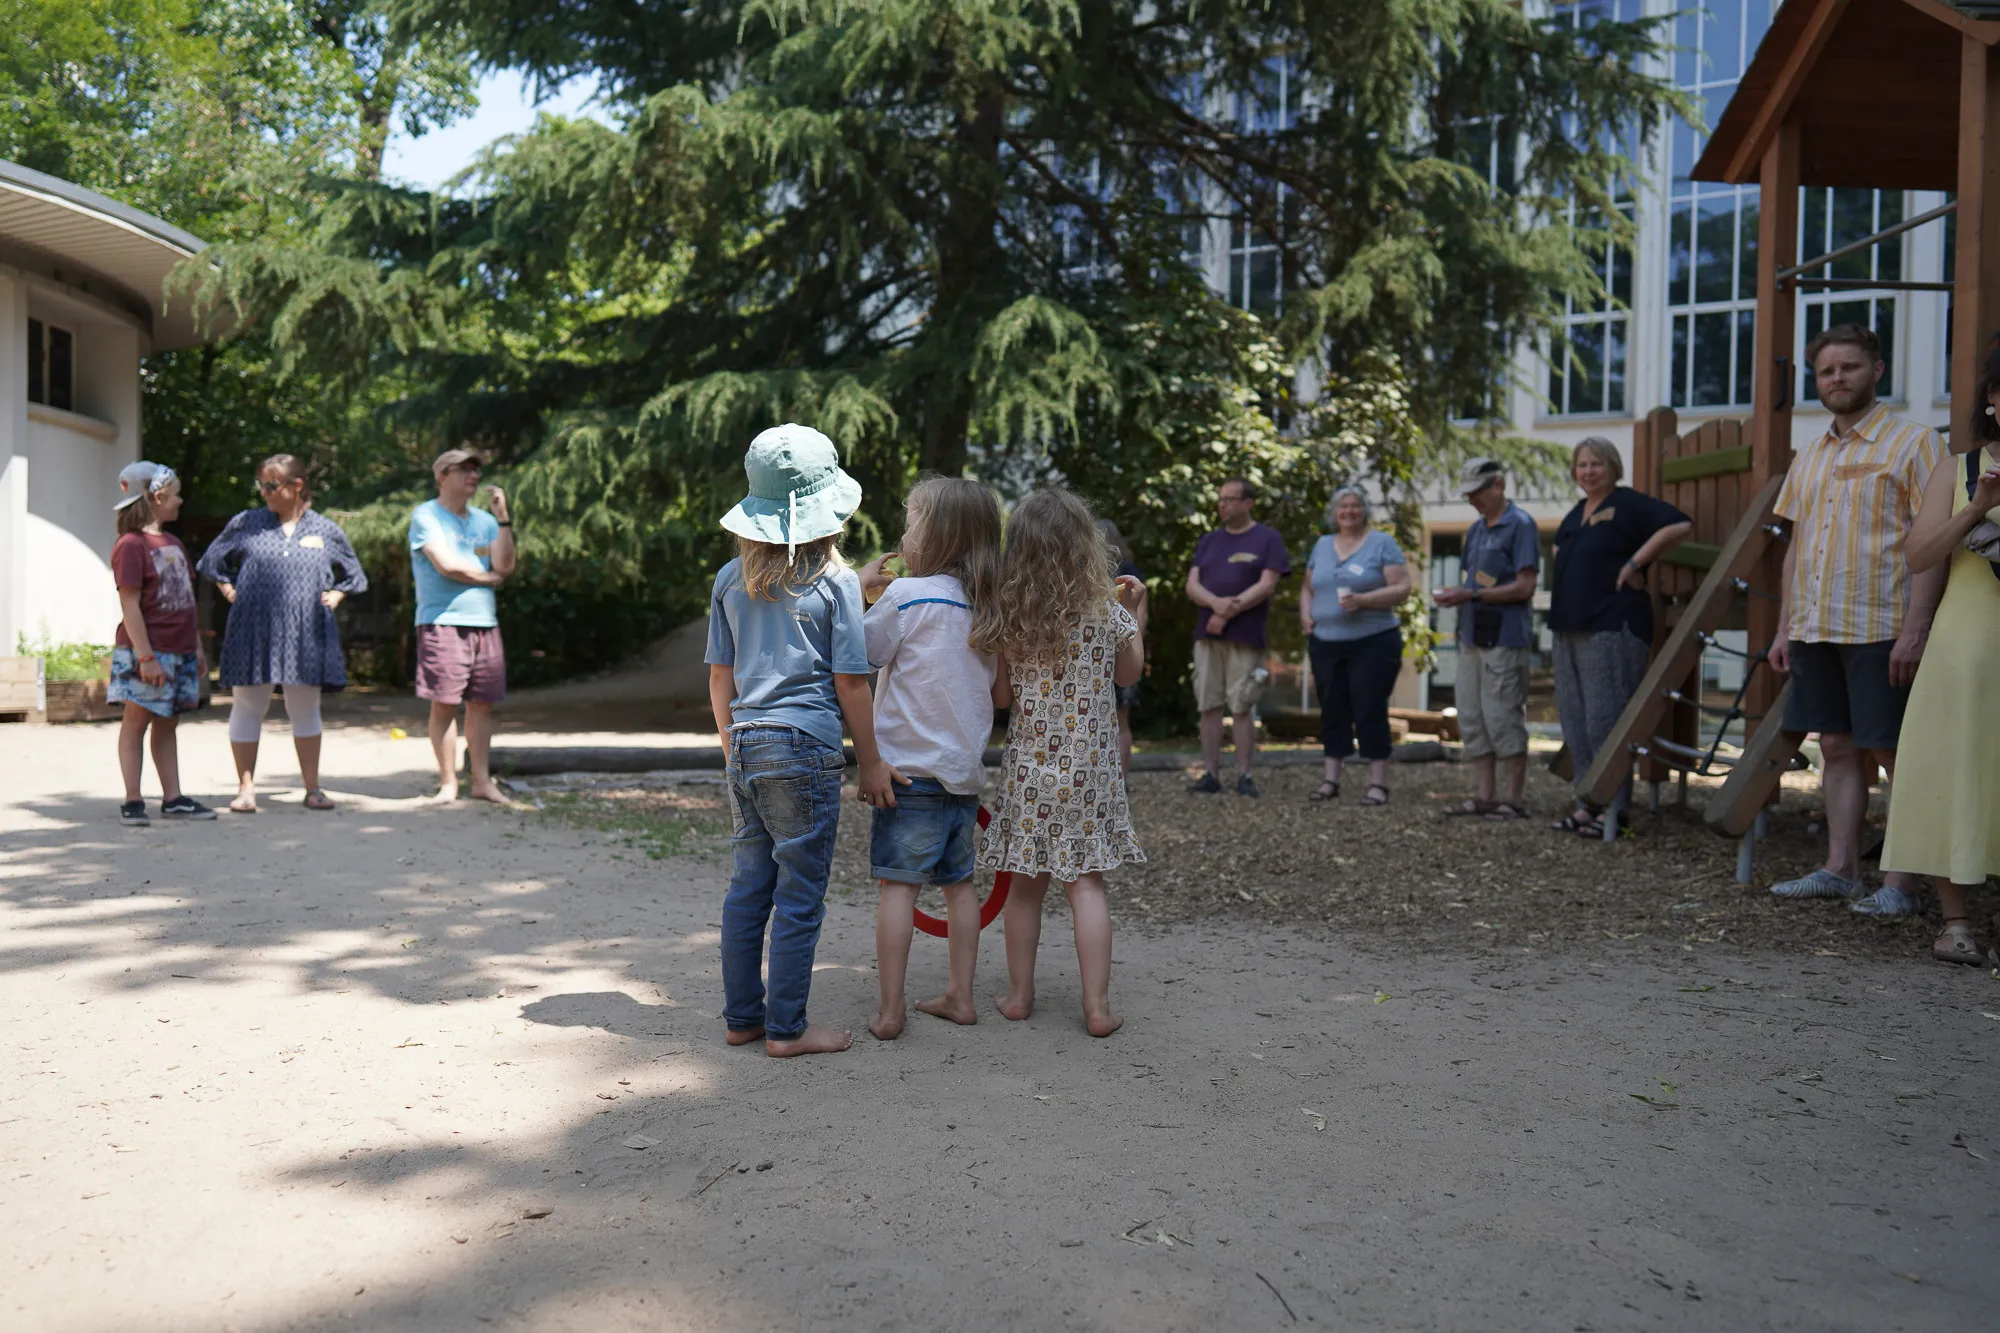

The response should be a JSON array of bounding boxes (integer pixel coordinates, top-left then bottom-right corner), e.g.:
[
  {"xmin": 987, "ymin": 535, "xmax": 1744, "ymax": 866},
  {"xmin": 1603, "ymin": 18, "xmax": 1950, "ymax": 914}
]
[
  {"xmin": 114, "ymin": 461, "xmax": 176, "ymax": 510},
  {"xmin": 432, "ymin": 448, "xmax": 485, "ymax": 475},
  {"xmin": 1458, "ymin": 457, "xmax": 1505, "ymax": 496}
]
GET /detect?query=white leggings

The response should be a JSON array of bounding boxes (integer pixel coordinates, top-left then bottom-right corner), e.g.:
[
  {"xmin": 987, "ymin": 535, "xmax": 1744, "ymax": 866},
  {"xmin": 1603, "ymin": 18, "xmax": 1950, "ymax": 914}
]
[{"xmin": 227, "ymin": 683, "xmax": 323, "ymax": 743}]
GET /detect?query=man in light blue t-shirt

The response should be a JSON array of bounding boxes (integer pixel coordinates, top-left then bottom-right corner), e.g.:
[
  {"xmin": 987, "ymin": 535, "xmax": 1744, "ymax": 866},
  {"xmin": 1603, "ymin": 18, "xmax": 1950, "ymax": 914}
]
[{"xmin": 409, "ymin": 448, "xmax": 515, "ymax": 804}]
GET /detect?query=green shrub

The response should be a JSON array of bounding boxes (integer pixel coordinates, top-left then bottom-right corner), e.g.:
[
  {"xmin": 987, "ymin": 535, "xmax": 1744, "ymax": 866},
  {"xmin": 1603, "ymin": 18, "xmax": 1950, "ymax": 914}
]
[{"xmin": 16, "ymin": 633, "xmax": 111, "ymax": 682}]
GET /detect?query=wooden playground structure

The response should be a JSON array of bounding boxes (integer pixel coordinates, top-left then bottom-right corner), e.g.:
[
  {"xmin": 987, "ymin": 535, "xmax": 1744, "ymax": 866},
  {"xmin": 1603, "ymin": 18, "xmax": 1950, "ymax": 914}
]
[{"xmin": 1576, "ymin": 0, "xmax": 2000, "ymax": 877}]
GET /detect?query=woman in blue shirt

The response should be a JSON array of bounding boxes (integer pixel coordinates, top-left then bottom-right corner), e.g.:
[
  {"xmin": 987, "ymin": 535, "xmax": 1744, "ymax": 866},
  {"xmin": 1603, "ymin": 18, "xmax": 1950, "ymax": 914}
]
[
  {"xmin": 197, "ymin": 454, "xmax": 368, "ymax": 813},
  {"xmin": 1547, "ymin": 438, "xmax": 1690, "ymax": 838},
  {"xmin": 1297, "ymin": 488, "xmax": 1410, "ymax": 805}
]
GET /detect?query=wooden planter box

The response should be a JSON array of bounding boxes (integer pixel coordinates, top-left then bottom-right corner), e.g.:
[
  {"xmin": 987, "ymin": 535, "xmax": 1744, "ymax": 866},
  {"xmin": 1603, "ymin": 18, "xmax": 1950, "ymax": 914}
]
[
  {"xmin": 0, "ymin": 656, "xmax": 117, "ymax": 723},
  {"xmin": 45, "ymin": 678, "xmax": 117, "ymax": 723},
  {"xmin": 0, "ymin": 657, "xmax": 44, "ymax": 717}
]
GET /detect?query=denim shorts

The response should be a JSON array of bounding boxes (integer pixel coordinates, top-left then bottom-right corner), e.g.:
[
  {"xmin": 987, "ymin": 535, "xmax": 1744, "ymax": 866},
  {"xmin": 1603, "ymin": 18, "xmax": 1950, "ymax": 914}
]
[
  {"xmin": 107, "ymin": 647, "xmax": 201, "ymax": 718},
  {"xmin": 870, "ymin": 776, "xmax": 981, "ymax": 885}
]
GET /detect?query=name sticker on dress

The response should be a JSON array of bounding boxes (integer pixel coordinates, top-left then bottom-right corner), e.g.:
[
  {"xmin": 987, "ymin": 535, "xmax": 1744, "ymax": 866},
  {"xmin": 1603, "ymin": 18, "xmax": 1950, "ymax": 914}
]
[
  {"xmin": 298, "ymin": 534, "xmax": 325, "ymax": 549},
  {"xmin": 1474, "ymin": 570, "xmax": 1498, "ymax": 588},
  {"xmin": 1586, "ymin": 507, "xmax": 1616, "ymax": 526},
  {"xmin": 473, "ymin": 545, "xmax": 491, "ymax": 558},
  {"xmin": 1227, "ymin": 551, "xmax": 1260, "ymax": 564}
]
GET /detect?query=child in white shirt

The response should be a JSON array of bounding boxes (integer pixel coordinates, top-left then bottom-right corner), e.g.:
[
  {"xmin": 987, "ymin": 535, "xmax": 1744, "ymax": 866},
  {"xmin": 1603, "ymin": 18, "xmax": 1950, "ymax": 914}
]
[{"xmin": 856, "ymin": 477, "xmax": 1003, "ymax": 1039}]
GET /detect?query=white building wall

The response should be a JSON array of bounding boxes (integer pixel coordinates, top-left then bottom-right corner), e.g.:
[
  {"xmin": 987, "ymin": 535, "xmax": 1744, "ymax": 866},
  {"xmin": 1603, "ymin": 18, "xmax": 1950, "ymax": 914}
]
[
  {"xmin": 0, "ymin": 263, "xmax": 146, "ymax": 653},
  {"xmin": 0, "ymin": 271, "xmax": 27, "ymax": 658}
]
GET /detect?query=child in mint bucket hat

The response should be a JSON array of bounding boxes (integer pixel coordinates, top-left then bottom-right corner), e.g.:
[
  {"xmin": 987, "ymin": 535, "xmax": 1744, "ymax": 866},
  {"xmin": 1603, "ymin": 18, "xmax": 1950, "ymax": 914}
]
[{"xmin": 704, "ymin": 424, "xmax": 891, "ymax": 1056}]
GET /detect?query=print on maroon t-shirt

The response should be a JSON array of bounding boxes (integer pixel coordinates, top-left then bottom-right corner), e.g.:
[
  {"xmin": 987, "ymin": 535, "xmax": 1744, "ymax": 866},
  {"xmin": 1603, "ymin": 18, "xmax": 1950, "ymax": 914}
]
[
  {"xmin": 1191, "ymin": 521, "xmax": 1292, "ymax": 648},
  {"xmin": 111, "ymin": 532, "xmax": 200, "ymax": 654}
]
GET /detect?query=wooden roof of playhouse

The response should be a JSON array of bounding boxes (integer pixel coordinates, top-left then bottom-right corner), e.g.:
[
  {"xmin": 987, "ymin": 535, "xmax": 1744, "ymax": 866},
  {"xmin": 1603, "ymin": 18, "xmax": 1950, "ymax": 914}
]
[
  {"xmin": 1693, "ymin": 0, "xmax": 2000, "ymax": 189},
  {"xmin": 1685, "ymin": 0, "xmax": 2000, "ymax": 466}
]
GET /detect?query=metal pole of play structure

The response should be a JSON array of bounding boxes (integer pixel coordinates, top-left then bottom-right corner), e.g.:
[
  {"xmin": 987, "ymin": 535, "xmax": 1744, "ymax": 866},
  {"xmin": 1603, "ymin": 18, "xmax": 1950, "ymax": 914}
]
[{"xmin": 1735, "ymin": 807, "xmax": 1767, "ymax": 885}]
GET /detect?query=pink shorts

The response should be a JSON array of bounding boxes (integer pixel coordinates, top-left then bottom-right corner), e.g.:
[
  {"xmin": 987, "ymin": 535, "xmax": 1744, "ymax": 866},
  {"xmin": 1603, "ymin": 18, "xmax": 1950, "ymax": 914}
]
[{"xmin": 415, "ymin": 624, "xmax": 507, "ymax": 705}]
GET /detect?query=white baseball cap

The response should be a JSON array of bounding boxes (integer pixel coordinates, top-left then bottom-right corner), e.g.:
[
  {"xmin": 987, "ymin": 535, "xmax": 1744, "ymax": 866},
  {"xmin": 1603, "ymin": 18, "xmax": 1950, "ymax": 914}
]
[{"xmin": 114, "ymin": 461, "xmax": 178, "ymax": 510}]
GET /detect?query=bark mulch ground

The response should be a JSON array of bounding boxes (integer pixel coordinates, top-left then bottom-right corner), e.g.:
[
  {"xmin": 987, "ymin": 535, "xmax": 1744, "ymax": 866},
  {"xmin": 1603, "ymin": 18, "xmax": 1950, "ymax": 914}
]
[{"xmin": 524, "ymin": 757, "xmax": 1994, "ymax": 966}]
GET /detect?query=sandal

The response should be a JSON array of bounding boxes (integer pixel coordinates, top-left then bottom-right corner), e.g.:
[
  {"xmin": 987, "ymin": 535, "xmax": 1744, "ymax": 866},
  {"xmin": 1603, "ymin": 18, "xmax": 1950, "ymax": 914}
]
[
  {"xmin": 1934, "ymin": 919, "xmax": 1983, "ymax": 966},
  {"xmin": 1443, "ymin": 798, "xmax": 1496, "ymax": 818},
  {"xmin": 1358, "ymin": 784, "xmax": 1390, "ymax": 806},
  {"xmin": 1482, "ymin": 802, "xmax": 1528, "ymax": 822},
  {"xmin": 1309, "ymin": 780, "xmax": 1340, "ymax": 802},
  {"xmin": 303, "ymin": 789, "xmax": 336, "ymax": 811},
  {"xmin": 227, "ymin": 797, "xmax": 258, "ymax": 814},
  {"xmin": 1549, "ymin": 811, "xmax": 1592, "ymax": 834}
]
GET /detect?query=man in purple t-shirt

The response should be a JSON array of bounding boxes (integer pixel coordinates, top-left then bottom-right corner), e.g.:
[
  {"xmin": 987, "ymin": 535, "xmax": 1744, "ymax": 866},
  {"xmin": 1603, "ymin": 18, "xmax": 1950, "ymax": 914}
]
[{"xmin": 1185, "ymin": 477, "xmax": 1291, "ymax": 796}]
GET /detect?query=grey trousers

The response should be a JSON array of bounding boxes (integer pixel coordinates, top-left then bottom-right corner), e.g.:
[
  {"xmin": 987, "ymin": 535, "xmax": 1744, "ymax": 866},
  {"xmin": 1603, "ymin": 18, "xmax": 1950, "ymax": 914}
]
[{"xmin": 1552, "ymin": 629, "xmax": 1651, "ymax": 810}]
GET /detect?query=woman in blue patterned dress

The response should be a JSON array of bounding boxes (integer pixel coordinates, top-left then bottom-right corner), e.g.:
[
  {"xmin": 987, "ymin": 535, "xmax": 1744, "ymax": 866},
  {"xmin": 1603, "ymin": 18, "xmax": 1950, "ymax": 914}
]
[{"xmin": 197, "ymin": 455, "xmax": 369, "ymax": 812}]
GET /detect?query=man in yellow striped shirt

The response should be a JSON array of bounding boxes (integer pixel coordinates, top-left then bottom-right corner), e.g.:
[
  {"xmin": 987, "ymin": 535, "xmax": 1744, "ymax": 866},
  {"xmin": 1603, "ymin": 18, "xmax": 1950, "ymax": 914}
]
[{"xmin": 1768, "ymin": 325, "xmax": 1947, "ymax": 915}]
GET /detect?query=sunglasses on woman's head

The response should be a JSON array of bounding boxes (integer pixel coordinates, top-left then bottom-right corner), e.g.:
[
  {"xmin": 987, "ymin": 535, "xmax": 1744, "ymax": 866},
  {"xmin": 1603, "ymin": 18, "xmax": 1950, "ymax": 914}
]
[{"xmin": 257, "ymin": 479, "xmax": 297, "ymax": 494}]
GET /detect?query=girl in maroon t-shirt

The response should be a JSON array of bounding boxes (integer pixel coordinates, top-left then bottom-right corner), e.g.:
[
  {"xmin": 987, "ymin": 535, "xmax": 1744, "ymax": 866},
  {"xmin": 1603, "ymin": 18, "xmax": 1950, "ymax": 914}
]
[{"xmin": 107, "ymin": 462, "xmax": 215, "ymax": 826}]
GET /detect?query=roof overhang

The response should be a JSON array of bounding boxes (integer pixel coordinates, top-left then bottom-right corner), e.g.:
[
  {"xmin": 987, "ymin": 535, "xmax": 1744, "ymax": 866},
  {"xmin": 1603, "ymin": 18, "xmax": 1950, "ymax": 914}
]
[
  {"xmin": 1692, "ymin": 0, "xmax": 2000, "ymax": 188},
  {"xmin": 0, "ymin": 159, "xmax": 227, "ymax": 351}
]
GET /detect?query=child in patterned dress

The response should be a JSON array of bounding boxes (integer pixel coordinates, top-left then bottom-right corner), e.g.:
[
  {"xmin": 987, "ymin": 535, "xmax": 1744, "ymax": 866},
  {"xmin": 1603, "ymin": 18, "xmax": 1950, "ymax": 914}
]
[
  {"xmin": 856, "ymin": 477, "xmax": 1004, "ymax": 1039},
  {"xmin": 970, "ymin": 488, "xmax": 1147, "ymax": 1037}
]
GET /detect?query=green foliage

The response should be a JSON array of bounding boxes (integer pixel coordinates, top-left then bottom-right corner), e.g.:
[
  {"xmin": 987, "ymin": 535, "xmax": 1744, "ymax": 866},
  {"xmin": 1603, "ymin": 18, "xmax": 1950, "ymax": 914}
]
[
  {"xmin": 29, "ymin": 0, "xmax": 1684, "ymax": 691},
  {"xmin": 16, "ymin": 633, "xmax": 112, "ymax": 681}
]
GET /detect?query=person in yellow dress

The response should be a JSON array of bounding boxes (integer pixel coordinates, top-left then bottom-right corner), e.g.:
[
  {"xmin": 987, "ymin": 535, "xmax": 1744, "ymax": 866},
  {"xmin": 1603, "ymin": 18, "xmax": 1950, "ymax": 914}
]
[{"xmin": 1881, "ymin": 343, "xmax": 2000, "ymax": 964}]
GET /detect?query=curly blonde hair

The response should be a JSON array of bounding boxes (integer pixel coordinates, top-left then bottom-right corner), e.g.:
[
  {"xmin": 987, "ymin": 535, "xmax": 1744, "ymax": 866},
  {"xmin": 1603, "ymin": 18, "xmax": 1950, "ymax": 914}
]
[
  {"xmin": 737, "ymin": 534, "xmax": 846, "ymax": 601},
  {"xmin": 969, "ymin": 486, "xmax": 1114, "ymax": 661}
]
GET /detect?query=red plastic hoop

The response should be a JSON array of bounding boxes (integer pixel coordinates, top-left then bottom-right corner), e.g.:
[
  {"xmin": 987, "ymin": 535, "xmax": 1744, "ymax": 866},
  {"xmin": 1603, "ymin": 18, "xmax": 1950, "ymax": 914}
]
[{"xmin": 912, "ymin": 805, "xmax": 1010, "ymax": 938}]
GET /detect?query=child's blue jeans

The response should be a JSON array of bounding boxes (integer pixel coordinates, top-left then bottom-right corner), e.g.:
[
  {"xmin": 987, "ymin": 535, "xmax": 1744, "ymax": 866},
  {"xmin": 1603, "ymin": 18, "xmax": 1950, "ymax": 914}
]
[{"xmin": 722, "ymin": 725, "xmax": 846, "ymax": 1040}]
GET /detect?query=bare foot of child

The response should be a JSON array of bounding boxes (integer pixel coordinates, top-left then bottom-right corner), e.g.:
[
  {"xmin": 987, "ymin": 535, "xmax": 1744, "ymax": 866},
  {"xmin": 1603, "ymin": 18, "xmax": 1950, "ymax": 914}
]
[
  {"xmin": 766, "ymin": 1023, "xmax": 853, "ymax": 1058},
  {"xmin": 915, "ymin": 993, "xmax": 978, "ymax": 1025},
  {"xmin": 426, "ymin": 786, "xmax": 458, "ymax": 805},
  {"xmin": 993, "ymin": 991, "xmax": 1034, "ymax": 1021},
  {"xmin": 868, "ymin": 1007, "xmax": 905, "ymax": 1041},
  {"xmin": 1083, "ymin": 1006, "xmax": 1123, "ymax": 1038},
  {"xmin": 725, "ymin": 1026, "xmax": 765, "ymax": 1046},
  {"xmin": 467, "ymin": 781, "xmax": 517, "ymax": 807}
]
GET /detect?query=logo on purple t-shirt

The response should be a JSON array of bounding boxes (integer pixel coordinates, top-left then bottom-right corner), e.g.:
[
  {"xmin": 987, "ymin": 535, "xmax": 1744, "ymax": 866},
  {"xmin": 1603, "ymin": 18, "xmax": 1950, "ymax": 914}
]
[{"xmin": 1193, "ymin": 521, "xmax": 1292, "ymax": 648}]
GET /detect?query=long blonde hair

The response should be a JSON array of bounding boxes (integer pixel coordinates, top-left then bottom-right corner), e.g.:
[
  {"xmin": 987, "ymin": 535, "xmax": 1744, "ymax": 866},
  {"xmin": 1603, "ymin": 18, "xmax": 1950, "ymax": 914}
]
[
  {"xmin": 737, "ymin": 533, "xmax": 846, "ymax": 601},
  {"xmin": 969, "ymin": 486, "xmax": 1114, "ymax": 661},
  {"xmin": 903, "ymin": 476, "xmax": 1001, "ymax": 610}
]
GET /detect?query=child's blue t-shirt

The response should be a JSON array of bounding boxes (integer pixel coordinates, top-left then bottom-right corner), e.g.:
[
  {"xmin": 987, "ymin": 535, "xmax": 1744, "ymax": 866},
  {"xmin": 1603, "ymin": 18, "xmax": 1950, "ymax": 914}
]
[
  {"xmin": 703, "ymin": 557, "xmax": 870, "ymax": 754},
  {"xmin": 409, "ymin": 499, "xmax": 500, "ymax": 627}
]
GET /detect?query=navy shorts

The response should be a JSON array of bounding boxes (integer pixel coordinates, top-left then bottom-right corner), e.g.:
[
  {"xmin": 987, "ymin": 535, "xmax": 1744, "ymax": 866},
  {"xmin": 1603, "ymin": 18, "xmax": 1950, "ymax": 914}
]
[
  {"xmin": 870, "ymin": 777, "xmax": 980, "ymax": 886},
  {"xmin": 1782, "ymin": 639, "xmax": 1909, "ymax": 751}
]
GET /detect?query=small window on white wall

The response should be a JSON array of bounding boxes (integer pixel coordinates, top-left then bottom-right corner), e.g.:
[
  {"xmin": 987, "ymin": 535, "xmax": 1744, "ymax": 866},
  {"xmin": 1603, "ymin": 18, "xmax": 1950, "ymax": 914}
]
[{"xmin": 27, "ymin": 318, "xmax": 75, "ymax": 412}]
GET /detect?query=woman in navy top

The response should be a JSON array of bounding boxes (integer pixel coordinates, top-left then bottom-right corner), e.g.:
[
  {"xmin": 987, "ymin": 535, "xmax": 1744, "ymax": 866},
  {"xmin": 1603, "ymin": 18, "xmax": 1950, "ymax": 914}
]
[
  {"xmin": 1297, "ymin": 488, "xmax": 1410, "ymax": 805},
  {"xmin": 197, "ymin": 454, "xmax": 368, "ymax": 812},
  {"xmin": 1547, "ymin": 438, "xmax": 1690, "ymax": 838}
]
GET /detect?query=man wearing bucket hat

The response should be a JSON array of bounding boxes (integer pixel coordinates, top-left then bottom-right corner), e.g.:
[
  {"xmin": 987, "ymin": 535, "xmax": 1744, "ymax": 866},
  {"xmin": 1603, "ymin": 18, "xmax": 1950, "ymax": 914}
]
[
  {"xmin": 705, "ymin": 423, "xmax": 886, "ymax": 1058},
  {"xmin": 1435, "ymin": 457, "xmax": 1541, "ymax": 820},
  {"xmin": 409, "ymin": 448, "xmax": 515, "ymax": 804}
]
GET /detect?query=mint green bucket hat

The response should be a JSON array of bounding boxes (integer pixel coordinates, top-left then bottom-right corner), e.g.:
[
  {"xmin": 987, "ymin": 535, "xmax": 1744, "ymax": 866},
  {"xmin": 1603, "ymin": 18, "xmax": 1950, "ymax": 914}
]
[{"xmin": 720, "ymin": 423, "xmax": 863, "ymax": 558}]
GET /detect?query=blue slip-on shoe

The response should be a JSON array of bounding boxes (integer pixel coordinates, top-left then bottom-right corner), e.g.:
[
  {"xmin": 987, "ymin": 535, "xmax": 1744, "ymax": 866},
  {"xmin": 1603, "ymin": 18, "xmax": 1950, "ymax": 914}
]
[
  {"xmin": 1770, "ymin": 868, "xmax": 1860, "ymax": 900},
  {"xmin": 1851, "ymin": 884, "xmax": 1921, "ymax": 918}
]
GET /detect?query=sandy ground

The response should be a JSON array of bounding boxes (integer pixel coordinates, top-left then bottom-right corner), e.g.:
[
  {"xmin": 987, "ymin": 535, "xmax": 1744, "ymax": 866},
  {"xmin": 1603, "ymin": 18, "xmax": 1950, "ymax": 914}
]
[{"xmin": 4, "ymin": 713, "xmax": 1999, "ymax": 1332}]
